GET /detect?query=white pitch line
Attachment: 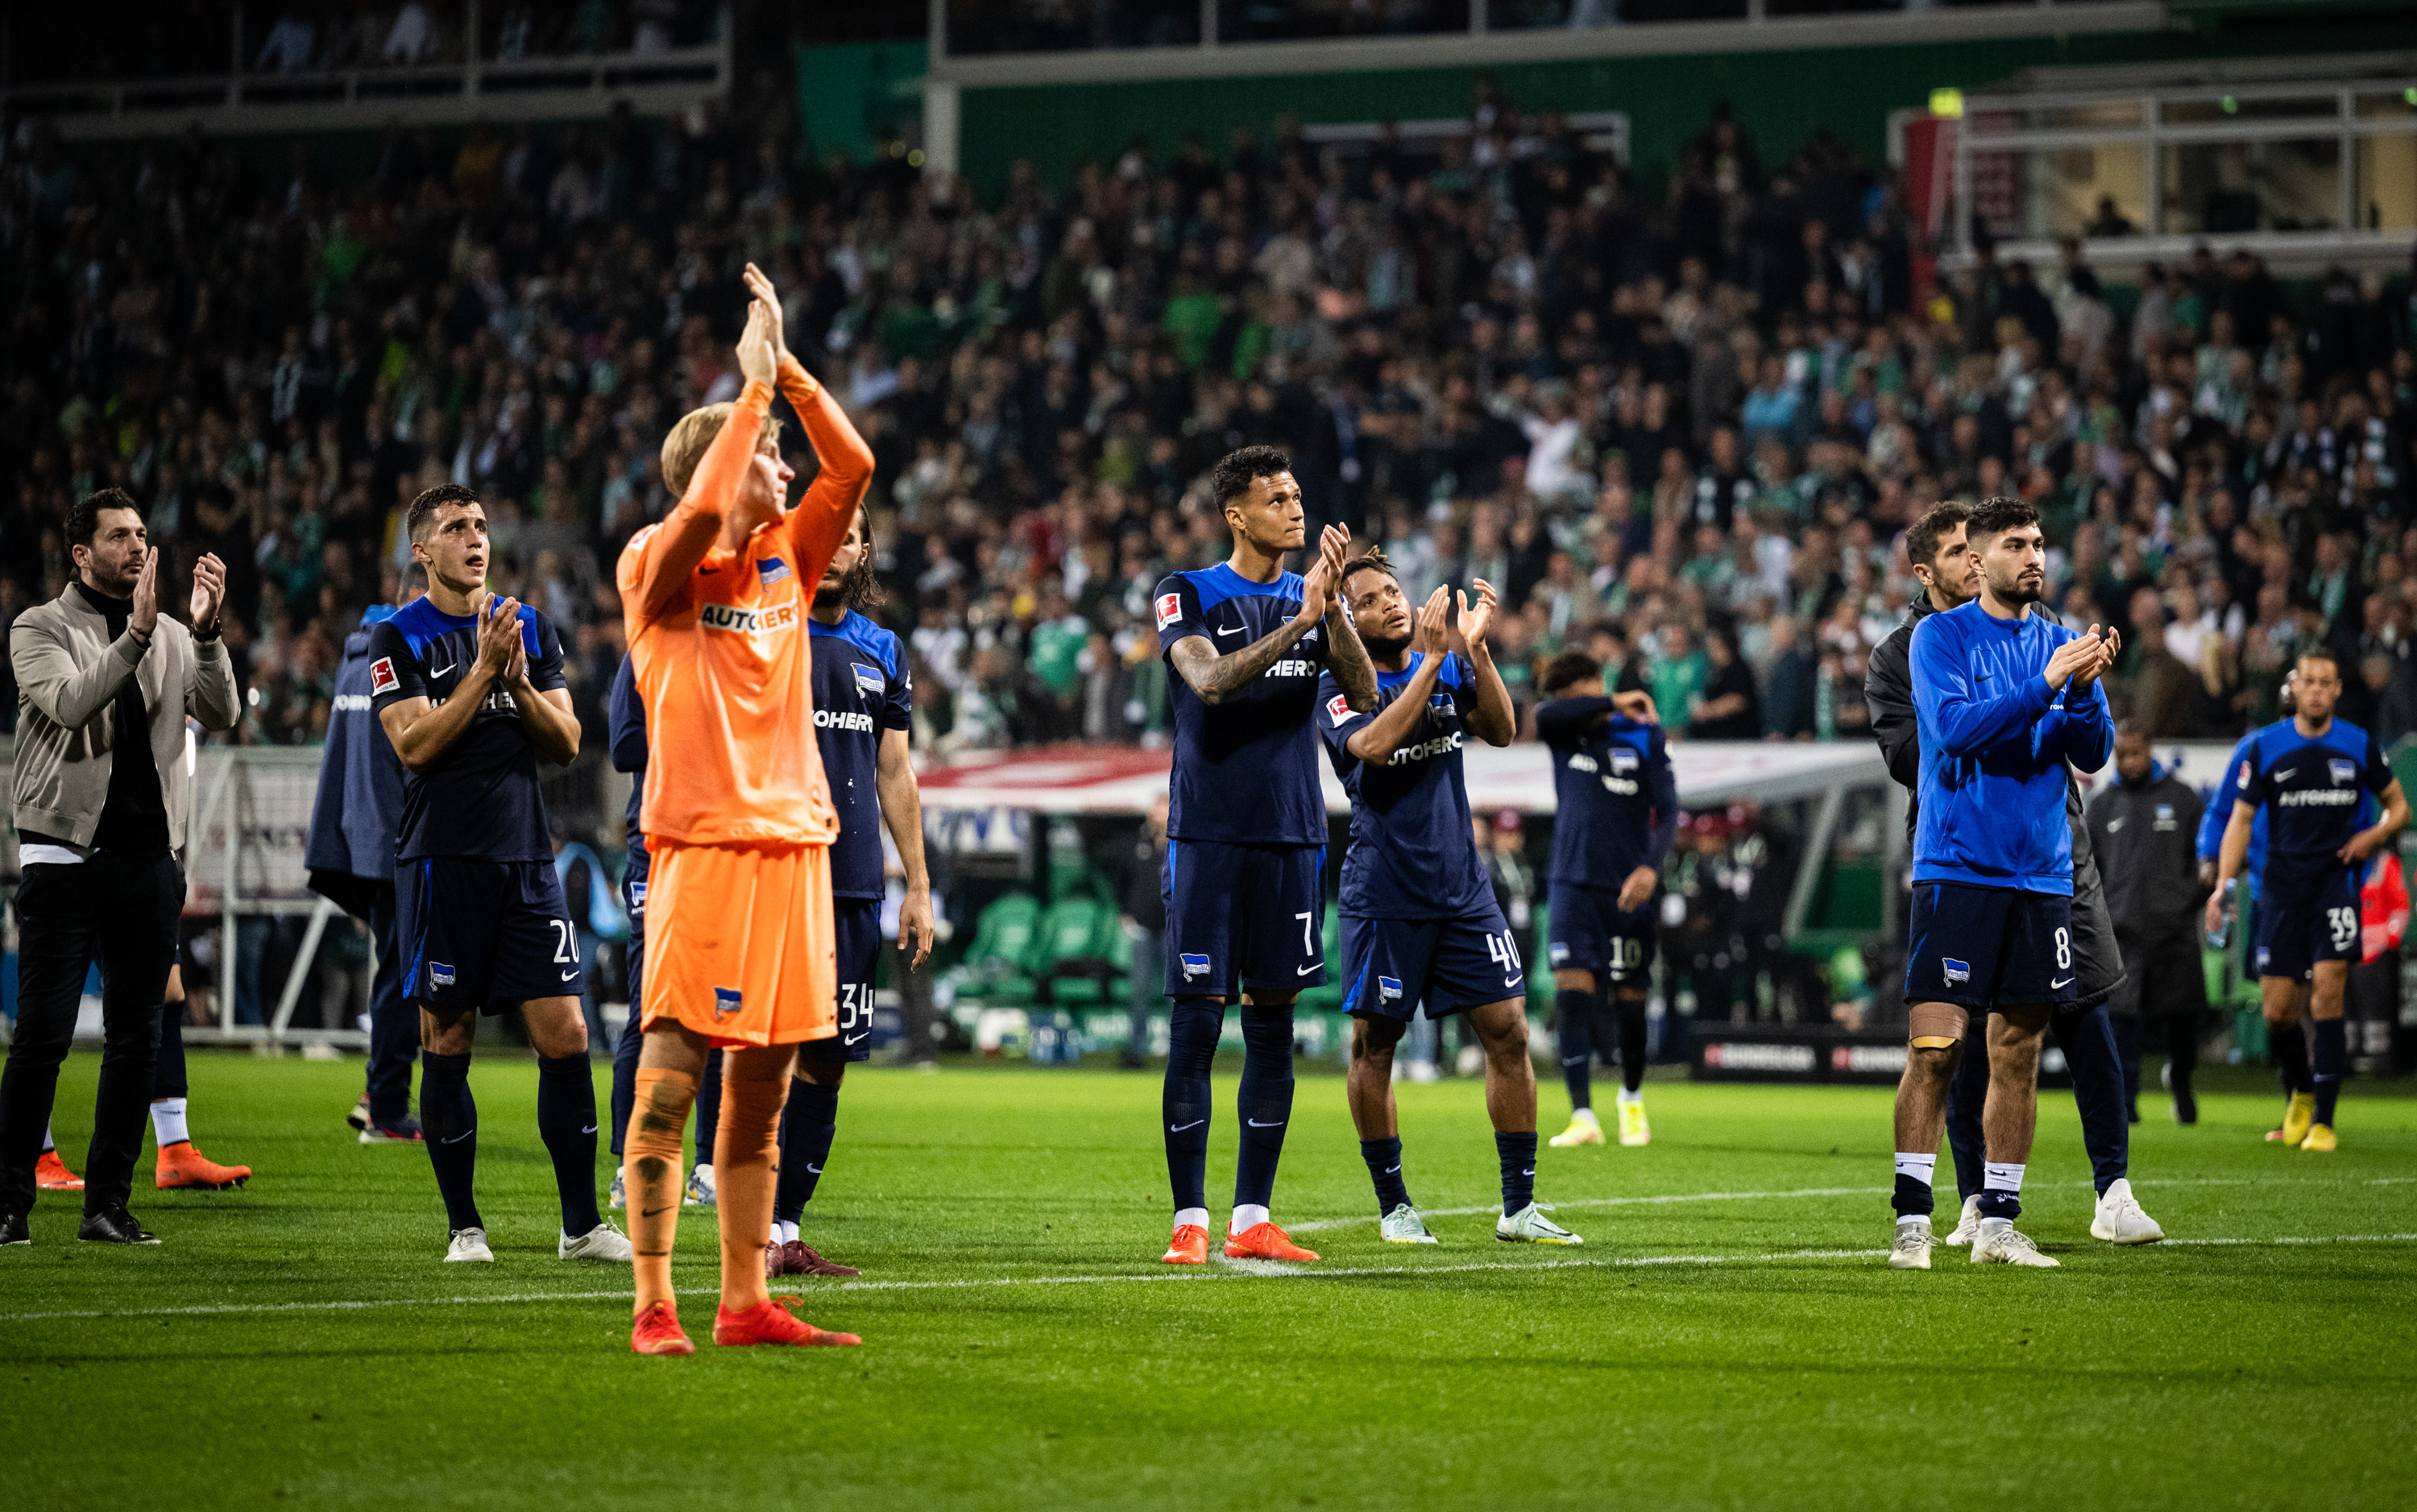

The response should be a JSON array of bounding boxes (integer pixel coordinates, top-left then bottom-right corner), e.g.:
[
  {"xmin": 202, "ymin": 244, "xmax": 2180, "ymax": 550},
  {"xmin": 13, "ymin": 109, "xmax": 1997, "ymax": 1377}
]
[
  {"xmin": 4, "ymin": 1233, "xmax": 2412, "ymax": 1324},
  {"xmin": 1284, "ymin": 1185, "xmax": 1889, "ymax": 1234}
]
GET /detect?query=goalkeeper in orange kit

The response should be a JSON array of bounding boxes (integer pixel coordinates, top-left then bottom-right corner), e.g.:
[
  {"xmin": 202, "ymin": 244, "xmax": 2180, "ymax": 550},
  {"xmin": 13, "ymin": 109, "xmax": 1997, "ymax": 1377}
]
[{"xmin": 616, "ymin": 265, "xmax": 870, "ymax": 1353}]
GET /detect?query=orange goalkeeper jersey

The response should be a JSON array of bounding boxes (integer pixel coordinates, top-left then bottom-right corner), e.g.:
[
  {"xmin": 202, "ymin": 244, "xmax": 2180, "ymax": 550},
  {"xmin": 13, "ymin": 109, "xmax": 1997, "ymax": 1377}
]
[{"xmin": 618, "ymin": 356, "xmax": 873, "ymax": 847}]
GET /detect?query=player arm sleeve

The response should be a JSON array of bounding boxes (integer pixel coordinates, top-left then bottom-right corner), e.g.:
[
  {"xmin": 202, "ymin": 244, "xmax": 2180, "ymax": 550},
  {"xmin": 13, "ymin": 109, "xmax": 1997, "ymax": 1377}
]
[
  {"xmin": 1532, "ymin": 694, "xmax": 1611, "ymax": 746},
  {"xmin": 607, "ymin": 657, "xmax": 649, "ymax": 773},
  {"xmin": 2199, "ymin": 752, "xmax": 2245, "ymax": 860},
  {"xmin": 623, "ymin": 379, "xmax": 774, "ymax": 619},
  {"xmin": 2369, "ymin": 731, "xmax": 2398, "ymax": 795},
  {"xmin": 1152, "ymin": 574, "xmax": 1207, "ymax": 654},
  {"xmin": 1644, "ymin": 732, "xmax": 1679, "ymax": 866},
  {"xmin": 364, "ymin": 623, "xmax": 427, "ymax": 714},
  {"xmin": 2056, "ymin": 679, "xmax": 2114, "ymax": 772},
  {"xmin": 1865, "ymin": 636, "xmax": 1920, "ymax": 789},
  {"xmin": 1909, "ymin": 617, "xmax": 2053, "ymax": 756},
  {"xmin": 779, "ymin": 353, "xmax": 875, "ymax": 588},
  {"xmin": 881, "ymin": 646, "xmax": 914, "ymax": 733},
  {"xmin": 1317, "ymin": 670, "xmax": 1373, "ymax": 773},
  {"xmin": 528, "ymin": 615, "xmax": 568, "ymax": 693}
]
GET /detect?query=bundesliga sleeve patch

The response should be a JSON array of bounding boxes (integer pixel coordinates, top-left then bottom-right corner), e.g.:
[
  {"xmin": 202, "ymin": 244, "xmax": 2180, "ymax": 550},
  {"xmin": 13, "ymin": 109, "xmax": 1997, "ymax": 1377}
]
[
  {"xmin": 1326, "ymin": 694, "xmax": 1353, "ymax": 725},
  {"xmin": 1155, "ymin": 591, "xmax": 1183, "ymax": 631},
  {"xmin": 370, "ymin": 657, "xmax": 398, "ymax": 695}
]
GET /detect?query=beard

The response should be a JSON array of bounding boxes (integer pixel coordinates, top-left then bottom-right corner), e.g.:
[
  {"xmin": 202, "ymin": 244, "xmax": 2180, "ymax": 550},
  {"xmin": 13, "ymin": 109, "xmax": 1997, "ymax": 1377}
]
[
  {"xmin": 1990, "ymin": 572, "xmax": 2043, "ymax": 607},
  {"xmin": 1362, "ymin": 630, "xmax": 1412, "ymax": 661}
]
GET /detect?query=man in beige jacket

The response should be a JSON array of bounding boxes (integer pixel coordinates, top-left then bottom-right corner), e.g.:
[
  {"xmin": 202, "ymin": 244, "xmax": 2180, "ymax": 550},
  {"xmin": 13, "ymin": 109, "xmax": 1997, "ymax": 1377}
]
[{"xmin": 0, "ymin": 489, "xmax": 240, "ymax": 1246}]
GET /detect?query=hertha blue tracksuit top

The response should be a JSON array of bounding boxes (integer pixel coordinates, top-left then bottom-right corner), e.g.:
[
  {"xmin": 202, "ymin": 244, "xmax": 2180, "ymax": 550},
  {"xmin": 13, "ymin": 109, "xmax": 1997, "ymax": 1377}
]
[{"xmin": 1909, "ymin": 599, "xmax": 2113, "ymax": 897}]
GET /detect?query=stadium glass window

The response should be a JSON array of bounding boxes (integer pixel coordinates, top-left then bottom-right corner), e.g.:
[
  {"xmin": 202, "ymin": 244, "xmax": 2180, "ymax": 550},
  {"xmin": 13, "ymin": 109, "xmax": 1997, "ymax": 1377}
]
[
  {"xmin": 2161, "ymin": 138, "xmax": 2343, "ymax": 235},
  {"xmin": 2353, "ymin": 94, "xmax": 2417, "ymax": 232},
  {"xmin": 946, "ymin": 0, "xmax": 1203, "ymax": 55},
  {"xmin": 1221, "ymin": 0, "xmax": 1471, "ymax": 41}
]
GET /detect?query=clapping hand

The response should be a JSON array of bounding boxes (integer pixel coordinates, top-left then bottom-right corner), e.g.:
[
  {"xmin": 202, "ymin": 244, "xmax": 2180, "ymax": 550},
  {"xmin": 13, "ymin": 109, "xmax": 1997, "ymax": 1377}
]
[
  {"xmin": 1454, "ymin": 578, "xmax": 1499, "ymax": 653},
  {"xmin": 1412, "ymin": 585, "xmax": 1451, "ymax": 655},
  {"xmin": 189, "ymin": 552, "xmax": 226, "ymax": 635}
]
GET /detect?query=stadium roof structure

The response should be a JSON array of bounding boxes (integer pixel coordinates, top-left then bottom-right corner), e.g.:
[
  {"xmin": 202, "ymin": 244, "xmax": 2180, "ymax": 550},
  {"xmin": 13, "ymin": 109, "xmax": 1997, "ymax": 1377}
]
[{"xmin": 914, "ymin": 741, "xmax": 1889, "ymax": 817}]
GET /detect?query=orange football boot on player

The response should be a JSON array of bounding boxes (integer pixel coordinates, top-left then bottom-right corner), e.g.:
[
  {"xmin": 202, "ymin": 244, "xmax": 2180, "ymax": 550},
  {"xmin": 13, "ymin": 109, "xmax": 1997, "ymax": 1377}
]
[
  {"xmin": 155, "ymin": 1141, "xmax": 251, "ymax": 1190},
  {"xmin": 713, "ymin": 1295, "xmax": 861, "ymax": 1347},
  {"xmin": 630, "ymin": 1300, "xmax": 695, "ymax": 1356},
  {"xmin": 1161, "ymin": 1222, "xmax": 1210, "ymax": 1265},
  {"xmin": 35, "ymin": 1149, "xmax": 82, "ymax": 1190},
  {"xmin": 1225, "ymin": 1221, "xmax": 1319, "ymax": 1262}
]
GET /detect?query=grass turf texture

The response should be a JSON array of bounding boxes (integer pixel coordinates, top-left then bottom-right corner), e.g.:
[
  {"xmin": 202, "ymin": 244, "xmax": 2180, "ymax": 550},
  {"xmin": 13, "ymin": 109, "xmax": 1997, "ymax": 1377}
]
[{"xmin": 4, "ymin": 1054, "xmax": 2414, "ymax": 1510}]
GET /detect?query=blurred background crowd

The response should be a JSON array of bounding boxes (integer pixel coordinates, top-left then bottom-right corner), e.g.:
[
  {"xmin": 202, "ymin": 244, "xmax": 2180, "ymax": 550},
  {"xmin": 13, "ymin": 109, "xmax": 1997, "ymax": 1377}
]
[{"xmin": 6, "ymin": 10, "xmax": 2417, "ymax": 773}]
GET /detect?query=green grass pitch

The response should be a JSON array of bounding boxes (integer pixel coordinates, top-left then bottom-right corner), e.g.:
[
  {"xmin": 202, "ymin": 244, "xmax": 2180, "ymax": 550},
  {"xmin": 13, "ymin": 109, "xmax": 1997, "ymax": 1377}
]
[{"xmin": 4, "ymin": 1052, "xmax": 2414, "ymax": 1510}]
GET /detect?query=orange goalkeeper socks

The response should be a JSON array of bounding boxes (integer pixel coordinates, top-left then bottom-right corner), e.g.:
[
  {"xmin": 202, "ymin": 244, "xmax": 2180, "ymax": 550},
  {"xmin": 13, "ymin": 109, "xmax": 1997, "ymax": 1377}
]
[
  {"xmin": 715, "ymin": 1073, "xmax": 791, "ymax": 1311},
  {"xmin": 625, "ymin": 1067, "xmax": 698, "ymax": 1312}
]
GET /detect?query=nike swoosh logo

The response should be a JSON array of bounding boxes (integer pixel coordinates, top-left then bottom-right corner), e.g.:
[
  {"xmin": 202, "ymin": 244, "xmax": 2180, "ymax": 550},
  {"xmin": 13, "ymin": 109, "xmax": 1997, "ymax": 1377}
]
[
  {"xmin": 580, "ymin": 1125, "xmax": 598, "ymax": 1135},
  {"xmin": 2050, "ymin": 976, "xmax": 2074, "ymax": 989},
  {"xmin": 2276, "ymin": 768, "xmax": 2295, "ymax": 781},
  {"xmin": 442, "ymin": 1130, "xmax": 473, "ymax": 1144},
  {"xmin": 1522, "ymin": 1169, "xmax": 1535, "ymax": 1177},
  {"xmin": 1215, "ymin": 624, "xmax": 1246, "ymax": 638},
  {"xmin": 1296, "ymin": 963, "xmax": 1320, "ymax": 976},
  {"xmin": 642, "ymin": 1205, "xmax": 675, "ymax": 1217},
  {"xmin": 1247, "ymin": 1119, "xmax": 1285, "ymax": 1128},
  {"xmin": 2104, "ymin": 818, "xmax": 2123, "ymax": 832},
  {"xmin": 429, "ymin": 661, "xmax": 454, "ymax": 677},
  {"xmin": 806, "ymin": 1164, "xmax": 822, "ymax": 1174},
  {"xmin": 844, "ymin": 1033, "xmax": 867, "ymax": 1046},
  {"xmin": 1169, "ymin": 1120, "xmax": 1204, "ymax": 1133},
  {"xmin": 699, "ymin": 566, "xmax": 720, "ymax": 575},
  {"xmin": 560, "ymin": 970, "xmax": 578, "ymax": 982},
  {"xmin": 1384, "ymin": 1164, "xmax": 1401, "ymax": 1174}
]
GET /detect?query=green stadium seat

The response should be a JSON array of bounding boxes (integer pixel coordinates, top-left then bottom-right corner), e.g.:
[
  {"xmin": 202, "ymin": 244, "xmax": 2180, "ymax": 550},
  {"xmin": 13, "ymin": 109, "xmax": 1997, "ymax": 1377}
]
[
  {"xmin": 1035, "ymin": 894, "xmax": 1118, "ymax": 1005},
  {"xmin": 944, "ymin": 891, "xmax": 1044, "ymax": 1007}
]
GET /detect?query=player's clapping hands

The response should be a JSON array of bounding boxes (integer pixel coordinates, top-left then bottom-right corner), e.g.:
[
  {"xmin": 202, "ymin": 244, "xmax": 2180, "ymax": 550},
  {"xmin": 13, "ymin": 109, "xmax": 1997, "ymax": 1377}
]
[
  {"xmin": 2043, "ymin": 625, "xmax": 2116, "ymax": 692},
  {"xmin": 736, "ymin": 294, "xmax": 778, "ymax": 387},
  {"xmin": 1411, "ymin": 585, "xmax": 1451, "ymax": 654},
  {"xmin": 742, "ymin": 261, "xmax": 786, "ymax": 357},
  {"xmin": 1453, "ymin": 578, "xmax": 1499, "ymax": 653},
  {"xmin": 474, "ymin": 592, "xmax": 524, "ymax": 683}
]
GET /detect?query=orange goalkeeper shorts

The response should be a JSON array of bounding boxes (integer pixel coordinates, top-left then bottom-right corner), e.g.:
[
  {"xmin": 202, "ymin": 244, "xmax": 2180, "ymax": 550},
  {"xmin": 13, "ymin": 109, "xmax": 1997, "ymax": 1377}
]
[{"xmin": 640, "ymin": 839, "xmax": 838, "ymax": 1049}]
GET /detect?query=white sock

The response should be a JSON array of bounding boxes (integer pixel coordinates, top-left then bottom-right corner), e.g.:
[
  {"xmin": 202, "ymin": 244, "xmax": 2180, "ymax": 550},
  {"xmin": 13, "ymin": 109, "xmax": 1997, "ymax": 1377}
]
[
  {"xmin": 1893, "ymin": 1151, "xmax": 1936, "ymax": 1186},
  {"xmin": 776, "ymin": 1220, "xmax": 800, "ymax": 1245},
  {"xmin": 1898, "ymin": 1212, "xmax": 1930, "ymax": 1230},
  {"xmin": 692, "ymin": 1162, "xmax": 712, "ymax": 1183},
  {"xmin": 151, "ymin": 1098, "xmax": 190, "ymax": 1148},
  {"xmin": 1173, "ymin": 1207, "xmax": 1209, "ymax": 1232},
  {"xmin": 1617, "ymin": 1087, "xmax": 1643, "ymax": 1108},
  {"xmin": 1570, "ymin": 1104, "xmax": 1596, "ymax": 1121},
  {"xmin": 1979, "ymin": 1216, "xmax": 2013, "ymax": 1237},
  {"xmin": 41, "ymin": 1122, "xmax": 56, "ymax": 1154},
  {"xmin": 1984, "ymin": 1161, "xmax": 2025, "ymax": 1195},
  {"xmin": 1231, "ymin": 1203, "xmax": 1270, "ymax": 1234}
]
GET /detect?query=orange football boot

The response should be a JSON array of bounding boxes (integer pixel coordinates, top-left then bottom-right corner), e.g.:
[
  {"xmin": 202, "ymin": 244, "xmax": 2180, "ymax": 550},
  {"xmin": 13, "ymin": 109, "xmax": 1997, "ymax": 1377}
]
[
  {"xmin": 630, "ymin": 1301, "xmax": 695, "ymax": 1356},
  {"xmin": 1224, "ymin": 1221, "xmax": 1320, "ymax": 1262},
  {"xmin": 155, "ymin": 1141, "xmax": 251, "ymax": 1190},
  {"xmin": 35, "ymin": 1150, "xmax": 83, "ymax": 1191},
  {"xmin": 1160, "ymin": 1222, "xmax": 1210, "ymax": 1265},
  {"xmin": 713, "ymin": 1295, "xmax": 861, "ymax": 1347}
]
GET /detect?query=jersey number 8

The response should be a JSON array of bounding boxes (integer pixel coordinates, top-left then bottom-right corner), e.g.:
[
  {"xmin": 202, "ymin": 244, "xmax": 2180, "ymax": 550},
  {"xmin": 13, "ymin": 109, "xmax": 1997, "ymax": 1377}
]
[{"xmin": 2054, "ymin": 927, "xmax": 2071, "ymax": 971}]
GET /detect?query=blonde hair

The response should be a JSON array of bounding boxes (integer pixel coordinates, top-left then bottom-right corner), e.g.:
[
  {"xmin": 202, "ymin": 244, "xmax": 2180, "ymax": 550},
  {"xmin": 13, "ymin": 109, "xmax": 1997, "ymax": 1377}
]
[{"xmin": 660, "ymin": 403, "xmax": 784, "ymax": 498}]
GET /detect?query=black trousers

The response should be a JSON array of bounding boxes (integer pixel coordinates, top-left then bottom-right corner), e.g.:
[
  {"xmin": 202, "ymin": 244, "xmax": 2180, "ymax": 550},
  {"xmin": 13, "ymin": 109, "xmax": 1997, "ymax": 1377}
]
[{"xmin": 0, "ymin": 851, "xmax": 182, "ymax": 1217}]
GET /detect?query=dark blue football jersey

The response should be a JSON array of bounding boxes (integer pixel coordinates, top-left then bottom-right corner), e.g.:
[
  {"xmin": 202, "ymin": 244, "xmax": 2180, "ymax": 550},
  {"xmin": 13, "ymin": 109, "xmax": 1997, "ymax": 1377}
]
[
  {"xmin": 1154, "ymin": 564, "xmax": 1330, "ymax": 846},
  {"xmin": 810, "ymin": 609, "xmax": 912, "ymax": 899},
  {"xmin": 2236, "ymin": 715, "xmax": 2393, "ymax": 893},
  {"xmin": 366, "ymin": 597, "xmax": 567, "ymax": 864},
  {"xmin": 1535, "ymin": 697, "xmax": 1677, "ymax": 889},
  {"xmin": 607, "ymin": 652, "xmax": 646, "ymax": 835},
  {"xmin": 1317, "ymin": 652, "xmax": 1493, "ymax": 921}
]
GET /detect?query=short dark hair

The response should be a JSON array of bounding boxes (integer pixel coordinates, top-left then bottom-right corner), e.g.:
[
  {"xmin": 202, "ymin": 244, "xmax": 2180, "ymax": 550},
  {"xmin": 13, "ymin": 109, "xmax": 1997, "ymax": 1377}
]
[
  {"xmin": 1208, "ymin": 445, "xmax": 1292, "ymax": 512},
  {"xmin": 2297, "ymin": 647, "xmax": 2341, "ymax": 676},
  {"xmin": 68, "ymin": 488, "xmax": 141, "ymax": 553},
  {"xmin": 1541, "ymin": 649, "xmax": 1603, "ymax": 697},
  {"xmin": 1965, "ymin": 495, "xmax": 2038, "ymax": 546},
  {"xmin": 408, "ymin": 483, "xmax": 482, "ymax": 544},
  {"xmin": 1905, "ymin": 501, "xmax": 1971, "ymax": 574}
]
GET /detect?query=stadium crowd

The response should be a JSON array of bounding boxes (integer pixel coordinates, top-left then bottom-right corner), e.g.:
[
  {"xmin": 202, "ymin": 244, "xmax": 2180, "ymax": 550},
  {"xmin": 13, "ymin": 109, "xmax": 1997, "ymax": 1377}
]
[{"xmin": 5, "ymin": 81, "xmax": 2417, "ymax": 775}]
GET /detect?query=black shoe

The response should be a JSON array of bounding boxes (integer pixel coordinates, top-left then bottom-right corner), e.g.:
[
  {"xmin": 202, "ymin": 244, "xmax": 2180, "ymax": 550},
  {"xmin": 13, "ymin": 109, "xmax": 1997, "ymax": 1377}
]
[
  {"xmin": 77, "ymin": 1204, "xmax": 160, "ymax": 1245},
  {"xmin": 2174, "ymin": 1087, "xmax": 2199, "ymax": 1125},
  {"xmin": 1, "ymin": 1210, "xmax": 27, "ymax": 1246},
  {"xmin": 346, "ymin": 1096, "xmax": 372, "ymax": 1133},
  {"xmin": 1119, "ymin": 1050, "xmax": 1147, "ymax": 1070},
  {"xmin": 2126, "ymin": 1104, "xmax": 2141, "ymax": 1125}
]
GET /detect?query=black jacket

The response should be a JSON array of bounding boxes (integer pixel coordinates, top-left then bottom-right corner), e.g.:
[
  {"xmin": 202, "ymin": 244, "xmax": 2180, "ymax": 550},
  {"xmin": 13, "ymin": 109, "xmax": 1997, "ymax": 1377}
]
[
  {"xmin": 1867, "ymin": 597, "xmax": 2127, "ymax": 1004},
  {"xmin": 2088, "ymin": 764, "xmax": 2208, "ymax": 948}
]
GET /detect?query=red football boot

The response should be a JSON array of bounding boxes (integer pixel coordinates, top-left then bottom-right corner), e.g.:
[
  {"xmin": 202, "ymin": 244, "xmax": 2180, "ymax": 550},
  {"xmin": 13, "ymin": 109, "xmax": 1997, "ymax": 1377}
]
[
  {"xmin": 630, "ymin": 1301, "xmax": 695, "ymax": 1356},
  {"xmin": 35, "ymin": 1150, "xmax": 83, "ymax": 1191},
  {"xmin": 713, "ymin": 1295, "xmax": 861, "ymax": 1347},
  {"xmin": 156, "ymin": 1141, "xmax": 251, "ymax": 1190}
]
